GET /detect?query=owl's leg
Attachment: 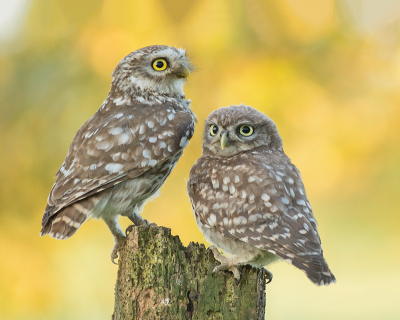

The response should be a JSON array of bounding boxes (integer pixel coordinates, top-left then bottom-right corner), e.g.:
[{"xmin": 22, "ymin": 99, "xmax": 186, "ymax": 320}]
[{"xmin": 103, "ymin": 215, "xmax": 125, "ymax": 264}]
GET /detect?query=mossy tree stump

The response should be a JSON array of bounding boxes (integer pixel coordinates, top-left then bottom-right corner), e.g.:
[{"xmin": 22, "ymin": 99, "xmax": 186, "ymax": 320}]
[{"xmin": 112, "ymin": 225, "xmax": 267, "ymax": 320}]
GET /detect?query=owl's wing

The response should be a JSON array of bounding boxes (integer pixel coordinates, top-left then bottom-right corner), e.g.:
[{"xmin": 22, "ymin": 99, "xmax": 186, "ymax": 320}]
[
  {"xmin": 42, "ymin": 102, "xmax": 194, "ymax": 227},
  {"xmin": 187, "ymin": 150, "xmax": 335, "ymax": 285}
]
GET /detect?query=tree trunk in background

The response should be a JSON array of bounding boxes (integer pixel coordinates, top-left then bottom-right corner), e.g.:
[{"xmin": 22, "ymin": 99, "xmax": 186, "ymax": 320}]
[{"xmin": 112, "ymin": 225, "xmax": 267, "ymax": 320}]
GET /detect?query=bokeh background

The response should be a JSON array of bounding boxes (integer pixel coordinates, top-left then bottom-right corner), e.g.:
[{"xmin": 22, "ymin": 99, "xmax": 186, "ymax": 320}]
[{"xmin": 1, "ymin": 0, "xmax": 400, "ymax": 319}]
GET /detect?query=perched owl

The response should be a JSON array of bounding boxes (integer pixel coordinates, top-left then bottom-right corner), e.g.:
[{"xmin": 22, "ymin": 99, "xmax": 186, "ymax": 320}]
[
  {"xmin": 41, "ymin": 45, "xmax": 195, "ymax": 263},
  {"xmin": 187, "ymin": 105, "xmax": 336, "ymax": 286}
]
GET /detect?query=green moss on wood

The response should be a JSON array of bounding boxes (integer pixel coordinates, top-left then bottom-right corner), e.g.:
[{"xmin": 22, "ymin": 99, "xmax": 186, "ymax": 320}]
[{"xmin": 112, "ymin": 226, "xmax": 266, "ymax": 320}]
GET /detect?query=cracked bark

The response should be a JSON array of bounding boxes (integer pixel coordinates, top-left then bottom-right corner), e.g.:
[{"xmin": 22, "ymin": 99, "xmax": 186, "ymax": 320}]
[{"xmin": 112, "ymin": 225, "xmax": 267, "ymax": 320}]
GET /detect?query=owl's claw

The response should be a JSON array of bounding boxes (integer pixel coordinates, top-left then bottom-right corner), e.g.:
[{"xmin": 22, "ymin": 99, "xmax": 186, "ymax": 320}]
[
  {"xmin": 111, "ymin": 251, "xmax": 119, "ymax": 265},
  {"xmin": 265, "ymin": 269, "xmax": 273, "ymax": 284},
  {"xmin": 110, "ymin": 237, "xmax": 125, "ymax": 264},
  {"xmin": 125, "ymin": 225, "xmax": 134, "ymax": 236}
]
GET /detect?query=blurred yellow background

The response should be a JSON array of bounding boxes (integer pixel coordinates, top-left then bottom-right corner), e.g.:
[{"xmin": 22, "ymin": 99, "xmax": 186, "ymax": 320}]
[{"xmin": 1, "ymin": 0, "xmax": 400, "ymax": 319}]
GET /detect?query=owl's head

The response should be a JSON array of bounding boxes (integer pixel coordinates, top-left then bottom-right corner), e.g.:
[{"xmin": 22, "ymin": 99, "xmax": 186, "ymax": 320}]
[
  {"xmin": 202, "ymin": 105, "xmax": 283, "ymax": 157},
  {"xmin": 111, "ymin": 45, "xmax": 193, "ymax": 98}
]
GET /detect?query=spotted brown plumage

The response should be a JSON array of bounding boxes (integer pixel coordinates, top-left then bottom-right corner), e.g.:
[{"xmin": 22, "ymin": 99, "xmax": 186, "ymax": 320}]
[
  {"xmin": 187, "ymin": 105, "xmax": 335, "ymax": 286},
  {"xmin": 41, "ymin": 45, "xmax": 195, "ymax": 262}
]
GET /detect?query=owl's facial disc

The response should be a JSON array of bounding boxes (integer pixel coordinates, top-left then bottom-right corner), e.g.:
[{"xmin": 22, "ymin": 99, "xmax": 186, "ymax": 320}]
[{"xmin": 202, "ymin": 105, "xmax": 284, "ymax": 157}]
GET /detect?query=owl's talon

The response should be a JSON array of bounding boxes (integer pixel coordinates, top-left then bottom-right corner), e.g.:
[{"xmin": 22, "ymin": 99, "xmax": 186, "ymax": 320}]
[
  {"xmin": 265, "ymin": 269, "xmax": 273, "ymax": 284},
  {"xmin": 111, "ymin": 251, "xmax": 119, "ymax": 265},
  {"xmin": 125, "ymin": 225, "xmax": 134, "ymax": 236},
  {"xmin": 110, "ymin": 237, "xmax": 125, "ymax": 264}
]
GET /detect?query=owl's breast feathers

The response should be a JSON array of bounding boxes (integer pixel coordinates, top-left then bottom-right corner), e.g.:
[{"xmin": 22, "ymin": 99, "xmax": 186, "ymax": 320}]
[
  {"xmin": 187, "ymin": 146, "xmax": 336, "ymax": 285},
  {"xmin": 42, "ymin": 101, "xmax": 195, "ymax": 228}
]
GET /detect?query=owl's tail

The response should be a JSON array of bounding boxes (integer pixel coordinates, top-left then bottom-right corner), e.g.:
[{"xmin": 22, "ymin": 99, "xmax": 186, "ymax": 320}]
[
  {"xmin": 289, "ymin": 253, "xmax": 336, "ymax": 286},
  {"xmin": 40, "ymin": 202, "xmax": 90, "ymax": 240}
]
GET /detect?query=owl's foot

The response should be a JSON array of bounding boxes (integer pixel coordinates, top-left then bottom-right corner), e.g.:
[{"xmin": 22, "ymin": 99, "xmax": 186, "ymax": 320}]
[
  {"xmin": 111, "ymin": 236, "xmax": 125, "ymax": 265},
  {"xmin": 125, "ymin": 219, "xmax": 152, "ymax": 236},
  {"xmin": 128, "ymin": 211, "xmax": 151, "ymax": 227},
  {"xmin": 209, "ymin": 246, "xmax": 241, "ymax": 280}
]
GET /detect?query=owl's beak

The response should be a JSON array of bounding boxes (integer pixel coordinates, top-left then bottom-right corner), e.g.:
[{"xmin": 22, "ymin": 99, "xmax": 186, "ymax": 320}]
[
  {"xmin": 175, "ymin": 65, "xmax": 190, "ymax": 79},
  {"xmin": 220, "ymin": 132, "xmax": 229, "ymax": 150}
]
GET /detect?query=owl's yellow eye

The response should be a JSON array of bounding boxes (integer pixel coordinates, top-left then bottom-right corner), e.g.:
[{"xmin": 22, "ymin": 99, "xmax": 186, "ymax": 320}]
[
  {"xmin": 152, "ymin": 59, "xmax": 168, "ymax": 71},
  {"xmin": 239, "ymin": 125, "xmax": 254, "ymax": 136},
  {"xmin": 210, "ymin": 124, "xmax": 219, "ymax": 136}
]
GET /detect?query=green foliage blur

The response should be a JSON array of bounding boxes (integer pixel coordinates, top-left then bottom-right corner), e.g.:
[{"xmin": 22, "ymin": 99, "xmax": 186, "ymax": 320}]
[{"xmin": 1, "ymin": 1, "xmax": 400, "ymax": 319}]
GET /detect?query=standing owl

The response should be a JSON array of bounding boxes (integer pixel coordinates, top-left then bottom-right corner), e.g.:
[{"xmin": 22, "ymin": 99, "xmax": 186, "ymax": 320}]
[
  {"xmin": 187, "ymin": 105, "xmax": 336, "ymax": 285},
  {"xmin": 41, "ymin": 45, "xmax": 195, "ymax": 263}
]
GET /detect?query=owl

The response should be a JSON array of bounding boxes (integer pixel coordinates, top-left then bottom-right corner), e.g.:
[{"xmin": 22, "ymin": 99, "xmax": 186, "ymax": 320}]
[
  {"xmin": 187, "ymin": 105, "xmax": 336, "ymax": 286},
  {"xmin": 40, "ymin": 45, "xmax": 195, "ymax": 263}
]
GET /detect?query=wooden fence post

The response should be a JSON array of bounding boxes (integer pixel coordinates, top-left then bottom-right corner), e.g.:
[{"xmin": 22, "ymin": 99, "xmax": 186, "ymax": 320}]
[{"xmin": 112, "ymin": 225, "xmax": 267, "ymax": 320}]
